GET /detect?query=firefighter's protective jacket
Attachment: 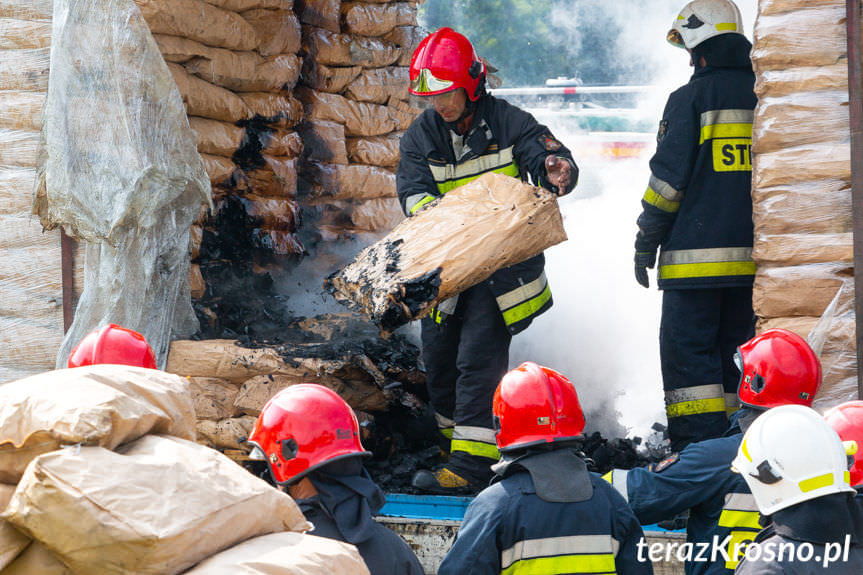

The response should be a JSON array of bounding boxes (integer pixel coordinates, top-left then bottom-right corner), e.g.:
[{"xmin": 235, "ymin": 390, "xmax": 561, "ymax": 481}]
[
  {"xmin": 735, "ymin": 493, "xmax": 863, "ymax": 575},
  {"xmin": 438, "ymin": 451, "xmax": 651, "ymax": 575},
  {"xmin": 397, "ymin": 95, "xmax": 577, "ymax": 334},
  {"xmin": 605, "ymin": 427, "xmax": 759, "ymax": 574},
  {"xmin": 635, "ymin": 64, "xmax": 756, "ymax": 290}
]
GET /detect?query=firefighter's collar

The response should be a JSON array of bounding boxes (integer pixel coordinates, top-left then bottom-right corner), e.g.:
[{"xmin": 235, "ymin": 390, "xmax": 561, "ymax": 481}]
[{"xmin": 492, "ymin": 448, "xmax": 593, "ymax": 503}]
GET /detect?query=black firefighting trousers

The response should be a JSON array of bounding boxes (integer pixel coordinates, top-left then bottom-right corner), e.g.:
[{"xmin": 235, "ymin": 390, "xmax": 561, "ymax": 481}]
[
  {"xmin": 420, "ymin": 281, "xmax": 511, "ymax": 485},
  {"xmin": 660, "ymin": 286, "xmax": 755, "ymax": 452}
]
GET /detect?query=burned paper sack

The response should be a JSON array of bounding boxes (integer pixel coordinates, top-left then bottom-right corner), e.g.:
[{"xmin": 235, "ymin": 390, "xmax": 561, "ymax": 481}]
[{"xmin": 325, "ymin": 172, "xmax": 567, "ymax": 332}]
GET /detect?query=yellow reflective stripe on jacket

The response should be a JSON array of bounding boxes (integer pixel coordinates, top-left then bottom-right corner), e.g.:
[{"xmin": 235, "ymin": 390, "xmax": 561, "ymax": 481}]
[
  {"xmin": 429, "ymin": 146, "xmax": 518, "ymax": 194},
  {"xmin": 408, "ymin": 193, "xmax": 436, "ymax": 215},
  {"xmin": 699, "ymin": 109, "xmax": 754, "ymax": 144},
  {"xmin": 451, "ymin": 426, "xmax": 499, "ymax": 460},
  {"xmin": 501, "ymin": 535, "xmax": 618, "ymax": 574},
  {"xmin": 718, "ymin": 492, "xmax": 761, "ymax": 570},
  {"xmin": 501, "ymin": 284, "xmax": 551, "ymax": 327},
  {"xmin": 496, "ymin": 272, "xmax": 548, "ymax": 311},
  {"xmin": 658, "ymin": 247, "xmax": 755, "ymax": 280},
  {"xmin": 665, "ymin": 384, "xmax": 726, "ymax": 418},
  {"xmin": 501, "ymin": 554, "xmax": 617, "ymax": 575},
  {"xmin": 725, "ymin": 393, "xmax": 740, "ymax": 417},
  {"xmin": 643, "ymin": 187, "xmax": 680, "ymax": 213}
]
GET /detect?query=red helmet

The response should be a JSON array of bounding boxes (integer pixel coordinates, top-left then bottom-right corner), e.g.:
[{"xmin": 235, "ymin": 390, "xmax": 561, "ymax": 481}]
[
  {"xmin": 409, "ymin": 27, "xmax": 486, "ymax": 101},
  {"xmin": 492, "ymin": 362, "xmax": 586, "ymax": 452},
  {"xmin": 824, "ymin": 401, "xmax": 863, "ymax": 487},
  {"xmin": 247, "ymin": 384, "xmax": 370, "ymax": 485},
  {"xmin": 735, "ymin": 328, "xmax": 821, "ymax": 409},
  {"xmin": 67, "ymin": 324, "xmax": 157, "ymax": 369}
]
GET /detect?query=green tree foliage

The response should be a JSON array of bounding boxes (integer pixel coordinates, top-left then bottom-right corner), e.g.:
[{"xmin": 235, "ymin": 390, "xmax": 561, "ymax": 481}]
[{"xmin": 419, "ymin": 0, "xmax": 681, "ymax": 87}]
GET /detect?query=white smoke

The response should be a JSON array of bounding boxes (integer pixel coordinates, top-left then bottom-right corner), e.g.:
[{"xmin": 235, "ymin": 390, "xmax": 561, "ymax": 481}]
[{"xmin": 509, "ymin": 0, "xmax": 757, "ymax": 440}]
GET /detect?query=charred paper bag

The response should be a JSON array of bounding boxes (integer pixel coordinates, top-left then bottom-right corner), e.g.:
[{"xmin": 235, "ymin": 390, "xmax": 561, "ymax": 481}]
[
  {"xmin": 0, "ymin": 485, "xmax": 29, "ymax": 570},
  {"xmin": 4, "ymin": 435, "xmax": 310, "ymax": 575},
  {"xmin": 325, "ymin": 172, "xmax": 567, "ymax": 332},
  {"xmin": 0, "ymin": 365, "xmax": 196, "ymax": 483},
  {"xmin": 184, "ymin": 531, "xmax": 370, "ymax": 574}
]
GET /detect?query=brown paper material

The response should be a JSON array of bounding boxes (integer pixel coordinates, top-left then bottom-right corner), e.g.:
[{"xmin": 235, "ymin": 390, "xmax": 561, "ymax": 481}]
[
  {"xmin": 0, "ymin": 542, "xmax": 70, "ymax": 575},
  {"xmin": 0, "ymin": 365, "xmax": 197, "ymax": 483},
  {"xmin": 0, "ymin": 2, "xmax": 52, "ymax": 19},
  {"xmin": 190, "ymin": 263, "xmax": 206, "ymax": 298},
  {"xmin": 189, "ymin": 377, "xmax": 240, "ymax": 421},
  {"xmin": 202, "ymin": 153, "xmax": 238, "ymax": 185},
  {"xmin": 196, "ymin": 416, "xmax": 256, "ymax": 450},
  {"xmin": 325, "ymin": 173, "xmax": 567, "ymax": 331},
  {"xmin": 242, "ymin": 156, "xmax": 298, "ymax": 197},
  {"xmin": 299, "ymin": 87, "xmax": 397, "ymax": 137},
  {"xmin": 347, "ymin": 133, "xmax": 402, "ymax": 167},
  {"xmin": 0, "ymin": 167, "xmax": 38, "ymax": 216},
  {"xmin": 240, "ymin": 92, "xmax": 304, "ymax": 126},
  {"xmin": 303, "ymin": 162, "xmax": 396, "ymax": 201},
  {"xmin": 168, "ymin": 62, "xmax": 251, "ymax": 123},
  {"xmin": 753, "ymin": 180, "xmax": 851, "ymax": 235},
  {"xmin": 190, "ymin": 116, "xmax": 244, "ymax": 157},
  {"xmin": 185, "ymin": 53, "xmax": 301, "ymax": 93},
  {"xmin": 754, "ymin": 264, "xmax": 850, "ymax": 319},
  {"xmin": 753, "ymin": 90, "xmax": 849, "ymax": 154},
  {"xmin": 348, "ymin": 197, "xmax": 404, "ymax": 232},
  {"xmin": 153, "ymin": 34, "xmax": 212, "ymax": 63},
  {"xmin": 4, "ymin": 435, "xmax": 311, "ymax": 575},
  {"xmin": 0, "ymin": 48, "xmax": 49, "ymax": 92},
  {"xmin": 753, "ymin": 142, "xmax": 850, "ymax": 189},
  {"xmin": 242, "ymin": 9, "xmax": 301, "ymax": 57},
  {"xmin": 301, "ymin": 61, "xmax": 363, "ymax": 93},
  {"xmin": 752, "ymin": 5, "xmax": 846, "ymax": 71},
  {"xmin": 295, "ymin": 0, "xmax": 341, "ymax": 32},
  {"xmin": 134, "ymin": 0, "xmax": 258, "ymax": 51},
  {"xmin": 755, "ymin": 63, "xmax": 848, "ymax": 99},
  {"xmin": 752, "ymin": 233, "xmax": 853, "ymax": 266},
  {"xmin": 202, "ymin": 0, "xmax": 292, "ymax": 10},
  {"xmin": 0, "ymin": 92, "xmax": 43, "ymax": 132},
  {"xmin": 0, "ymin": 19, "xmax": 51, "ymax": 51},
  {"xmin": 341, "ymin": 2, "xmax": 416, "ymax": 37},
  {"xmin": 0, "ymin": 485, "xmax": 28, "ymax": 570},
  {"xmin": 344, "ymin": 67, "xmax": 409, "ymax": 104},
  {"xmin": 302, "ymin": 26, "xmax": 400, "ymax": 68},
  {"xmin": 183, "ymin": 532, "xmax": 370, "ymax": 574},
  {"xmin": 298, "ymin": 120, "xmax": 348, "ymax": 165}
]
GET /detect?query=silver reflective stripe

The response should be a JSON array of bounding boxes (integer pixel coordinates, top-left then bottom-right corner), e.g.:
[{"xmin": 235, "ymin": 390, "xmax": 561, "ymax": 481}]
[
  {"xmin": 611, "ymin": 469, "xmax": 629, "ymax": 502},
  {"xmin": 700, "ymin": 109, "xmax": 755, "ymax": 128},
  {"xmin": 659, "ymin": 247, "xmax": 753, "ymax": 266},
  {"xmin": 665, "ymin": 384, "xmax": 725, "ymax": 404},
  {"xmin": 649, "ymin": 174, "xmax": 683, "ymax": 202},
  {"xmin": 452, "ymin": 425, "xmax": 496, "ymax": 444},
  {"xmin": 428, "ymin": 145, "xmax": 515, "ymax": 182},
  {"xmin": 724, "ymin": 492, "xmax": 759, "ymax": 512},
  {"xmin": 501, "ymin": 535, "xmax": 619, "ymax": 570},
  {"xmin": 435, "ymin": 412, "xmax": 456, "ymax": 429},
  {"xmin": 405, "ymin": 193, "xmax": 434, "ymax": 213},
  {"xmin": 725, "ymin": 393, "xmax": 740, "ymax": 408},
  {"xmin": 437, "ymin": 295, "xmax": 459, "ymax": 315},
  {"xmin": 495, "ymin": 272, "xmax": 548, "ymax": 311}
]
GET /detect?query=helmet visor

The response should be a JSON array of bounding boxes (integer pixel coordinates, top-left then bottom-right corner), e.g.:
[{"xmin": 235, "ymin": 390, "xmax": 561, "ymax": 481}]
[
  {"xmin": 666, "ymin": 28, "xmax": 685, "ymax": 48},
  {"xmin": 410, "ymin": 68, "xmax": 455, "ymax": 95}
]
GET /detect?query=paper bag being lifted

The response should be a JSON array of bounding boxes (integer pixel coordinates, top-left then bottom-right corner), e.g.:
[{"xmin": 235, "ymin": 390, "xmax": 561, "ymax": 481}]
[
  {"xmin": 4, "ymin": 435, "xmax": 311, "ymax": 575},
  {"xmin": 184, "ymin": 531, "xmax": 370, "ymax": 574},
  {"xmin": 0, "ymin": 365, "xmax": 196, "ymax": 483},
  {"xmin": 324, "ymin": 172, "xmax": 567, "ymax": 332}
]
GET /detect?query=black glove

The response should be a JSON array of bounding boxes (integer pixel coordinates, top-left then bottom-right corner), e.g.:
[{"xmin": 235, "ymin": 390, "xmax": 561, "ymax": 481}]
[{"xmin": 634, "ymin": 251, "xmax": 656, "ymax": 288}]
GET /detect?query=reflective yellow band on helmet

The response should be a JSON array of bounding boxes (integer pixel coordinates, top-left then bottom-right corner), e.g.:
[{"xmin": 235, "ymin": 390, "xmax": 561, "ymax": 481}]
[
  {"xmin": 411, "ymin": 68, "xmax": 454, "ymax": 94},
  {"xmin": 502, "ymin": 554, "xmax": 617, "ymax": 575},
  {"xmin": 643, "ymin": 186, "xmax": 680, "ymax": 213},
  {"xmin": 716, "ymin": 22, "xmax": 738, "ymax": 31},
  {"xmin": 799, "ymin": 472, "xmax": 835, "ymax": 493},
  {"xmin": 501, "ymin": 284, "xmax": 551, "ymax": 327},
  {"xmin": 741, "ymin": 437, "xmax": 752, "ymax": 462}
]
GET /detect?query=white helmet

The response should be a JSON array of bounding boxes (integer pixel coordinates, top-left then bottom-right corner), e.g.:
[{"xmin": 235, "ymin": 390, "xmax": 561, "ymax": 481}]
[
  {"xmin": 668, "ymin": 0, "xmax": 744, "ymax": 50},
  {"xmin": 732, "ymin": 405, "xmax": 856, "ymax": 516}
]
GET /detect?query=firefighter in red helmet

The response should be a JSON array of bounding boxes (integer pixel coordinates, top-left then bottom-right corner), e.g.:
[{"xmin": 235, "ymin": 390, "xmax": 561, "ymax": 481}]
[
  {"xmin": 401, "ymin": 27, "xmax": 579, "ymax": 493},
  {"xmin": 247, "ymin": 384, "xmax": 423, "ymax": 575},
  {"xmin": 824, "ymin": 401, "xmax": 863, "ymax": 490},
  {"xmin": 438, "ymin": 362, "xmax": 651, "ymax": 575},
  {"xmin": 67, "ymin": 324, "xmax": 157, "ymax": 369},
  {"xmin": 603, "ymin": 329, "xmax": 823, "ymax": 575}
]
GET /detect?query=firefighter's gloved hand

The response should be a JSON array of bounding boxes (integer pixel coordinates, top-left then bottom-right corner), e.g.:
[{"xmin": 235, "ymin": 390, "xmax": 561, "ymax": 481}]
[
  {"xmin": 634, "ymin": 251, "xmax": 656, "ymax": 289},
  {"xmin": 545, "ymin": 155, "xmax": 572, "ymax": 196}
]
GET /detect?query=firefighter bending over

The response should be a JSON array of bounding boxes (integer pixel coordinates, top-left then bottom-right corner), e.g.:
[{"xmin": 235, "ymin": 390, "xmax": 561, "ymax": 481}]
[
  {"xmin": 633, "ymin": 0, "xmax": 757, "ymax": 451},
  {"xmin": 398, "ymin": 27, "xmax": 578, "ymax": 493}
]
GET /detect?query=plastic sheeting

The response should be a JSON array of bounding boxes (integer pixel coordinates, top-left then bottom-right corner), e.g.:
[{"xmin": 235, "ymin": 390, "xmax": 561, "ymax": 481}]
[
  {"xmin": 808, "ymin": 279, "xmax": 857, "ymax": 409},
  {"xmin": 33, "ymin": 0, "xmax": 211, "ymax": 368}
]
